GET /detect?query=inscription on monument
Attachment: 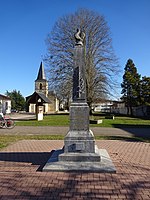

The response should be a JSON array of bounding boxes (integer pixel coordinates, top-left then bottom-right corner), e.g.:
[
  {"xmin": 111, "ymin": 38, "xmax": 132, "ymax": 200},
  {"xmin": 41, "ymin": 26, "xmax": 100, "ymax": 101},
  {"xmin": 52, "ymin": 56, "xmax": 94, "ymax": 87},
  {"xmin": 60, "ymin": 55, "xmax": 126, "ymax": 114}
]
[
  {"xmin": 70, "ymin": 105, "xmax": 89, "ymax": 131},
  {"xmin": 76, "ymin": 143, "xmax": 85, "ymax": 151},
  {"xmin": 73, "ymin": 67, "xmax": 79, "ymax": 98},
  {"xmin": 73, "ymin": 45, "xmax": 86, "ymax": 101}
]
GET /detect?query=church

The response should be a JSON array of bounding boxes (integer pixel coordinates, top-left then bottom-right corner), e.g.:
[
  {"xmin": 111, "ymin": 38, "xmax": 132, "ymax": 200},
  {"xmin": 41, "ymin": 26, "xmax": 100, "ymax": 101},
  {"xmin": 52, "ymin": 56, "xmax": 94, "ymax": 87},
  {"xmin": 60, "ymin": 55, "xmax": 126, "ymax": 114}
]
[{"xmin": 26, "ymin": 62, "xmax": 59, "ymax": 114}]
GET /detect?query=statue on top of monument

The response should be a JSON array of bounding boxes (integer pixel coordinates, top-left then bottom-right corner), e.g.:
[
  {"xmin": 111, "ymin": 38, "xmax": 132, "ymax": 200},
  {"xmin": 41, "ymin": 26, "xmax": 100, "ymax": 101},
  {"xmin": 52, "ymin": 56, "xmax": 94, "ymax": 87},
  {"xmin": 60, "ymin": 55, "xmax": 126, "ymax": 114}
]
[{"xmin": 74, "ymin": 28, "xmax": 85, "ymax": 46}]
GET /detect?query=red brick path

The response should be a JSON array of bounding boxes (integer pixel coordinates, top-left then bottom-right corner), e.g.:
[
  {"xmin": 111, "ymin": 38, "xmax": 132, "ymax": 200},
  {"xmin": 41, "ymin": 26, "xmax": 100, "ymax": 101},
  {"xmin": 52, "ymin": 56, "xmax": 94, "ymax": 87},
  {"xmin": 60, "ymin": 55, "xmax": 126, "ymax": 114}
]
[{"xmin": 0, "ymin": 140, "xmax": 150, "ymax": 200}]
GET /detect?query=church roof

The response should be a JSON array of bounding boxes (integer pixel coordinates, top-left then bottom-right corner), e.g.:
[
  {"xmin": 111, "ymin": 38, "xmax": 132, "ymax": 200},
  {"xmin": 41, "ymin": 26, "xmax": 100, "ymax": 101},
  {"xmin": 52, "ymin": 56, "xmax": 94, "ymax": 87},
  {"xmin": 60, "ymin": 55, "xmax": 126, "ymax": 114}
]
[
  {"xmin": 36, "ymin": 62, "xmax": 46, "ymax": 81},
  {"xmin": 26, "ymin": 92, "xmax": 51, "ymax": 104}
]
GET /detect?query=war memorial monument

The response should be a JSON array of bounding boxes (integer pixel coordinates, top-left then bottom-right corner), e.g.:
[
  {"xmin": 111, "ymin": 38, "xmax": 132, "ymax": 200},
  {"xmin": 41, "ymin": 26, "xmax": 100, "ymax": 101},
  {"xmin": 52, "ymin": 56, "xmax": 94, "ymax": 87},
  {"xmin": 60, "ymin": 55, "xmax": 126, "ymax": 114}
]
[{"xmin": 43, "ymin": 29, "xmax": 116, "ymax": 172}]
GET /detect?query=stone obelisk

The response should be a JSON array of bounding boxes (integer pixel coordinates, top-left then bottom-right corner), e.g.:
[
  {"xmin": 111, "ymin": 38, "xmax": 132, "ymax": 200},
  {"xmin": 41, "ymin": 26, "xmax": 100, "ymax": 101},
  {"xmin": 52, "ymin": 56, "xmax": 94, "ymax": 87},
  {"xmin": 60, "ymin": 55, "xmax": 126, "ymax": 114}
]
[{"xmin": 59, "ymin": 29, "xmax": 100, "ymax": 161}]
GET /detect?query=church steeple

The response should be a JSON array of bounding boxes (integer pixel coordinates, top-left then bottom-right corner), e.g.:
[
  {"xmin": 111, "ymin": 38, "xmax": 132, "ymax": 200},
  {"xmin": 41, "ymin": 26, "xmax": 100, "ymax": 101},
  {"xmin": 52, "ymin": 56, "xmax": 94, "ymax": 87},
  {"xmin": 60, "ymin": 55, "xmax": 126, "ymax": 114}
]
[
  {"xmin": 36, "ymin": 62, "xmax": 46, "ymax": 80},
  {"xmin": 35, "ymin": 62, "xmax": 48, "ymax": 96}
]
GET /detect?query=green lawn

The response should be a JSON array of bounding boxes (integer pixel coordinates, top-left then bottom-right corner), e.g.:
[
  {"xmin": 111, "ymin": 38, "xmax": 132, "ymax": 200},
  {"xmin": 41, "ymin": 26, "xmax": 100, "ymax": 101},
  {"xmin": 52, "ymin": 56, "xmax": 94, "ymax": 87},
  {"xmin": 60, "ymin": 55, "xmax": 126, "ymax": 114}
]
[
  {"xmin": 16, "ymin": 115, "xmax": 70, "ymax": 126},
  {"xmin": 16, "ymin": 114, "xmax": 150, "ymax": 128},
  {"xmin": 90, "ymin": 116, "xmax": 150, "ymax": 128}
]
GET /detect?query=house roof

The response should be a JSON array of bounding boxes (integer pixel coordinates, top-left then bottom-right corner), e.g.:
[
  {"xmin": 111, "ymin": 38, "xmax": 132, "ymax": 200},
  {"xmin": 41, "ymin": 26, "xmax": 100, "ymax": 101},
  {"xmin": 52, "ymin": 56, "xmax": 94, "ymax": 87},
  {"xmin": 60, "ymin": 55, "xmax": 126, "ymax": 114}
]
[
  {"xmin": 0, "ymin": 94, "xmax": 11, "ymax": 100},
  {"xmin": 93, "ymin": 98, "xmax": 114, "ymax": 104},
  {"xmin": 35, "ymin": 62, "xmax": 46, "ymax": 81},
  {"xmin": 26, "ymin": 92, "xmax": 51, "ymax": 104}
]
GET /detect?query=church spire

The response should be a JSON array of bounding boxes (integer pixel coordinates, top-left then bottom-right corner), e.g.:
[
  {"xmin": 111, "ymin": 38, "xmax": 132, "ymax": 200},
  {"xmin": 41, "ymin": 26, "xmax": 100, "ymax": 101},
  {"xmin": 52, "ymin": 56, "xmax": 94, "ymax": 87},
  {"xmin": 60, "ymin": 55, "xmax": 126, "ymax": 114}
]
[
  {"xmin": 36, "ymin": 62, "xmax": 46, "ymax": 80},
  {"xmin": 35, "ymin": 62, "xmax": 48, "ymax": 96}
]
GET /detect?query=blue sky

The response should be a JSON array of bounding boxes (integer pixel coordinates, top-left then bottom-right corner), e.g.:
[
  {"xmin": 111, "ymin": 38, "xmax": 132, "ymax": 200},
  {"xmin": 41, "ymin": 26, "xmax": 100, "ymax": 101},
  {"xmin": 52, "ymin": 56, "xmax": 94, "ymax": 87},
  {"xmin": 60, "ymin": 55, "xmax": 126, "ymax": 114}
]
[{"xmin": 0, "ymin": 0, "xmax": 150, "ymax": 98}]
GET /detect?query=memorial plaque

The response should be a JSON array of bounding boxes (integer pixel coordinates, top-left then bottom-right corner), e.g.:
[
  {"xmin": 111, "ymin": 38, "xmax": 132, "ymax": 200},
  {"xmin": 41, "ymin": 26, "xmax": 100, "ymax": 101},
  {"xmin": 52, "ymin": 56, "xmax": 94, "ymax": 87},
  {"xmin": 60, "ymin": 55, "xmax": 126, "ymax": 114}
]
[{"xmin": 76, "ymin": 143, "xmax": 85, "ymax": 151}]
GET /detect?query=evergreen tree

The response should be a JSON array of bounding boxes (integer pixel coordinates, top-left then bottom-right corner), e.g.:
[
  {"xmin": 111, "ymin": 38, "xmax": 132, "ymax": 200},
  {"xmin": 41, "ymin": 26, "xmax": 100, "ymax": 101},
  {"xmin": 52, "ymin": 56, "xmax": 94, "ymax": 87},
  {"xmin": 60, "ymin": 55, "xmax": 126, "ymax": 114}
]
[
  {"xmin": 5, "ymin": 90, "xmax": 26, "ymax": 111},
  {"xmin": 121, "ymin": 59, "xmax": 141, "ymax": 115},
  {"xmin": 140, "ymin": 76, "xmax": 150, "ymax": 105}
]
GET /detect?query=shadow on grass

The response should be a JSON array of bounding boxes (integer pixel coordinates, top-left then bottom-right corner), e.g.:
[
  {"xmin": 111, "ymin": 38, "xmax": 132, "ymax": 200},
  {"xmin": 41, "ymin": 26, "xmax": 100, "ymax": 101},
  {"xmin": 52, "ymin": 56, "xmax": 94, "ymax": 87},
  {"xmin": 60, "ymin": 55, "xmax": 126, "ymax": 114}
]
[
  {"xmin": 112, "ymin": 124, "xmax": 150, "ymax": 128},
  {"xmin": 111, "ymin": 124, "xmax": 150, "ymax": 140},
  {"xmin": 95, "ymin": 135, "xmax": 149, "ymax": 142}
]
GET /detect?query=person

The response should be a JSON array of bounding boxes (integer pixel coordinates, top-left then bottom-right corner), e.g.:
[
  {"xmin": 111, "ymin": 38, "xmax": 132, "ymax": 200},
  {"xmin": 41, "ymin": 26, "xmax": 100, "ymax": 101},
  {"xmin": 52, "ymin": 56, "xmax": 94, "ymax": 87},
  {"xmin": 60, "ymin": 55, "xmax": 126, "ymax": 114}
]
[{"xmin": 0, "ymin": 113, "xmax": 4, "ymax": 127}]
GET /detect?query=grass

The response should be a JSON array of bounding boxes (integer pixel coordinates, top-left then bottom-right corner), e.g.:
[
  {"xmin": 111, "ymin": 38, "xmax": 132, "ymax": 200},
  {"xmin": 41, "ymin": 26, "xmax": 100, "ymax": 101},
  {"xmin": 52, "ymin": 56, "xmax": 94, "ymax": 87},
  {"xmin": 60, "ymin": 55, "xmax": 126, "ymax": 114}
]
[
  {"xmin": 16, "ymin": 114, "xmax": 150, "ymax": 128},
  {"xmin": 0, "ymin": 135, "xmax": 64, "ymax": 149},
  {"xmin": 90, "ymin": 116, "xmax": 150, "ymax": 128},
  {"xmin": 0, "ymin": 134, "xmax": 149, "ymax": 150},
  {"xmin": 16, "ymin": 115, "xmax": 70, "ymax": 126}
]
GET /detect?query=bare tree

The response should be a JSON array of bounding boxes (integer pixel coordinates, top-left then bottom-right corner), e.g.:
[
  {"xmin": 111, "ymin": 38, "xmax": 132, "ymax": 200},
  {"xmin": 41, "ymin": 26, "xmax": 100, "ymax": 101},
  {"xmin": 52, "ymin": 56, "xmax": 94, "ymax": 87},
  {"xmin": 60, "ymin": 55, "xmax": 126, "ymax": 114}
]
[{"xmin": 44, "ymin": 8, "xmax": 120, "ymax": 109}]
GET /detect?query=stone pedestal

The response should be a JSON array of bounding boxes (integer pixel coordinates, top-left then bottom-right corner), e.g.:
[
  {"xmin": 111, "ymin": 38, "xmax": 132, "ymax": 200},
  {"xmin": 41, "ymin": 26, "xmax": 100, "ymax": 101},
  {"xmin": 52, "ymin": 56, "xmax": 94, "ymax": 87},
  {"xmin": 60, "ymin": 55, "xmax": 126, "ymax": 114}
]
[
  {"xmin": 64, "ymin": 103, "xmax": 95, "ymax": 153},
  {"xmin": 42, "ymin": 147, "xmax": 116, "ymax": 172},
  {"xmin": 59, "ymin": 102, "xmax": 101, "ymax": 162}
]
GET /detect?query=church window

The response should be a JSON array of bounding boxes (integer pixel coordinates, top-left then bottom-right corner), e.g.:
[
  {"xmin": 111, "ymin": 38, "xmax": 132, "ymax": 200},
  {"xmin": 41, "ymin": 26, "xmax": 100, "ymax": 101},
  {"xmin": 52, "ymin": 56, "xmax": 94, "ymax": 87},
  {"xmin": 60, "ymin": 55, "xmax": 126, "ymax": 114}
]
[{"xmin": 39, "ymin": 83, "xmax": 42, "ymax": 90}]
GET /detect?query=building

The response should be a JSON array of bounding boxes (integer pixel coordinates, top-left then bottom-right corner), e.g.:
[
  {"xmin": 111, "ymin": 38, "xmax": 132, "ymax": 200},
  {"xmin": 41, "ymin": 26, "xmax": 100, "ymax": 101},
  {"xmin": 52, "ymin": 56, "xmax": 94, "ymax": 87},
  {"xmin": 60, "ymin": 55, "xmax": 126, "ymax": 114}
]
[
  {"xmin": 26, "ymin": 62, "xmax": 59, "ymax": 113},
  {"xmin": 0, "ymin": 94, "xmax": 11, "ymax": 114},
  {"xmin": 111, "ymin": 101, "xmax": 127, "ymax": 114},
  {"xmin": 92, "ymin": 99, "xmax": 114, "ymax": 112},
  {"xmin": 111, "ymin": 101, "xmax": 150, "ymax": 118}
]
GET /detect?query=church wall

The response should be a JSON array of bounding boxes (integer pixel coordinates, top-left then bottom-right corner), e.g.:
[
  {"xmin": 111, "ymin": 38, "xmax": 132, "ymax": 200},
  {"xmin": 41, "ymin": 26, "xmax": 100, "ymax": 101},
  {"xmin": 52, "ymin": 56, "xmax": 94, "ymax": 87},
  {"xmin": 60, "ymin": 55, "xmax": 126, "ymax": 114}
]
[
  {"xmin": 29, "ymin": 104, "xmax": 36, "ymax": 113},
  {"xmin": 43, "ymin": 103, "xmax": 49, "ymax": 113},
  {"xmin": 48, "ymin": 94, "xmax": 59, "ymax": 112},
  {"xmin": 29, "ymin": 102, "xmax": 59, "ymax": 113}
]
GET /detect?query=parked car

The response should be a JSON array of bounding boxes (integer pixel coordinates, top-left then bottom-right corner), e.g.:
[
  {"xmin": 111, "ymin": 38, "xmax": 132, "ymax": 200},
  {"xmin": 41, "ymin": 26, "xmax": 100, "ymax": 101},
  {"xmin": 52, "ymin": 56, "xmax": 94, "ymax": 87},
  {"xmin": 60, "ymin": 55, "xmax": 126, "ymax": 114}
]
[{"xmin": 11, "ymin": 109, "xmax": 18, "ymax": 113}]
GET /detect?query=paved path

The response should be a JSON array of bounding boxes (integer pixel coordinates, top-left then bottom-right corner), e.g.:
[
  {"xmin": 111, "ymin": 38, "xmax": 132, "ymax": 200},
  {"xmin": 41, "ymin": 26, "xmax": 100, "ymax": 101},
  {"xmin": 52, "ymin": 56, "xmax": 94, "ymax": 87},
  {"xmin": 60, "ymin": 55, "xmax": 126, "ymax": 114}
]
[
  {"xmin": 0, "ymin": 140, "xmax": 150, "ymax": 199},
  {"xmin": 0, "ymin": 126, "xmax": 150, "ymax": 139},
  {"xmin": 3, "ymin": 113, "xmax": 149, "ymax": 139}
]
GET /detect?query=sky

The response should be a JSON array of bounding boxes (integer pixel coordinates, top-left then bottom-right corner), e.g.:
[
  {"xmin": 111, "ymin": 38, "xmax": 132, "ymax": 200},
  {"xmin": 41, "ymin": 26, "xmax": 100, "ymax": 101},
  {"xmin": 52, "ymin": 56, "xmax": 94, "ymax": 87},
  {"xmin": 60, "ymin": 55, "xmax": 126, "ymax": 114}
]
[{"xmin": 0, "ymin": 0, "xmax": 150, "ymax": 98}]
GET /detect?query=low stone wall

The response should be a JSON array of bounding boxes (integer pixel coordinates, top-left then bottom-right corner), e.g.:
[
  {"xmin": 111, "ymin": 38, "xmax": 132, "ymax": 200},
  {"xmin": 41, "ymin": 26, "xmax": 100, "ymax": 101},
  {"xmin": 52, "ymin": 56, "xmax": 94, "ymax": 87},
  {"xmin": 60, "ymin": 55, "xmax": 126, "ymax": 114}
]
[
  {"xmin": 112, "ymin": 105, "xmax": 150, "ymax": 118},
  {"xmin": 133, "ymin": 106, "xmax": 150, "ymax": 118}
]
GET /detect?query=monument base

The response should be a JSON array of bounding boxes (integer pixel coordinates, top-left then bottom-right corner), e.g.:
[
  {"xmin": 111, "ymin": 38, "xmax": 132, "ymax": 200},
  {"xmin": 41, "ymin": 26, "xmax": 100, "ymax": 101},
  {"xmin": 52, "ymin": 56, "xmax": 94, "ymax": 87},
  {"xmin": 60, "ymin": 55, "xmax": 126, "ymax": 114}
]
[
  {"xmin": 42, "ymin": 145, "xmax": 116, "ymax": 173},
  {"xmin": 64, "ymin": 130, "xmax": 96, "ymax": 154}
]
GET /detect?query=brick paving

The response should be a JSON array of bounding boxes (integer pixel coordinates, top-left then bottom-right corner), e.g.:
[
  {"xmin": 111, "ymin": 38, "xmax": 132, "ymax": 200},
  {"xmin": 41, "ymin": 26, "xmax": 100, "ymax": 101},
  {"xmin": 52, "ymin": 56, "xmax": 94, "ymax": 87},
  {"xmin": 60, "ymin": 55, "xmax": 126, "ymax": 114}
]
[{"xmin": 0, "ymin": 140, "xmax": 150, "ymax": 200}]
